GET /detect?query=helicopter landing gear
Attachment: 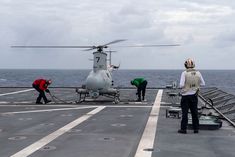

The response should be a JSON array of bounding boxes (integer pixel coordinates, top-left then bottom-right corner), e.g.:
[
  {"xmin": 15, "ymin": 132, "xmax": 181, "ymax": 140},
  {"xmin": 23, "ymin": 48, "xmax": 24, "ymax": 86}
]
[
  {"xmin": 114, "ymin": 96, "xmax": 120, "ymax": 104},
  {"xmin": 75, "ymin": 88, "xmax": 88, "ymax": 104},
  {"xmin": 103, "ymin": 89, "xmax": 120, "ymax": 104},
  {"xmin": 75, "ymin": 88, "xmax": 120, "ymax": 104},
  {"xmin": 113, "ymin": 90, "xmax": 120, "ymax": 104}
]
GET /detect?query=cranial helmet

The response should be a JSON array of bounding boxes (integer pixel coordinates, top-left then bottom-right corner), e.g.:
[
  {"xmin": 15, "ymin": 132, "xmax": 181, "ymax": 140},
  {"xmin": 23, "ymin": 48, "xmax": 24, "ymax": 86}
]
[
  {"xmin": 184, "ymin": 58, "xmax": 195, "ymax": 68},
  {"xmin": 130, "ymin": 80, "xmax": 134, "ymax": 85},
  {"xmin": 47, "ymin": 79, "xmax": 52, "ymax": 84}
]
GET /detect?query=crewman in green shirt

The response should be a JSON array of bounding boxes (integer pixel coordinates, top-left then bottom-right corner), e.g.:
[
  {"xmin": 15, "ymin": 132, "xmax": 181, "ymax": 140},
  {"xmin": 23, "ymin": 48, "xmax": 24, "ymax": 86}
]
[{"xmin": 130, "ymin": 78, "xmax": 148, "ymax": 101}]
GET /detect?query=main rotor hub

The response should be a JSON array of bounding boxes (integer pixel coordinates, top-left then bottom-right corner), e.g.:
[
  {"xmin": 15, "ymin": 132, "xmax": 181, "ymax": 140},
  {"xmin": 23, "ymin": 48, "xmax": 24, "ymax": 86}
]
[{"xmin": 97, "ymin": 45, "xmax": 108, "ymax": 52}]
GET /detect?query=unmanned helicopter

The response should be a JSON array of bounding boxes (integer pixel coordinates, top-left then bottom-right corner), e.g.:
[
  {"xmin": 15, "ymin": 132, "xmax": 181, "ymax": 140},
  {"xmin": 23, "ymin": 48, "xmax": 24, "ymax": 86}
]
[{"xmin": 12, "ymin": 39, "xmax": 179, "ymax": 103}]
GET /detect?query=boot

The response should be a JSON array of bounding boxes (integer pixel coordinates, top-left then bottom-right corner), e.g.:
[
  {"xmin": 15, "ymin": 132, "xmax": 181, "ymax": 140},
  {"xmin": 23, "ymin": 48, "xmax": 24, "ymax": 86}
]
[
  {"xmin": 178, "ymin": 129, "xmax": 187, "ymax": 134},
  {"xmin": 194, "ymin": 130, "xmax": 199, "ymax": 133},
  {"xmin": 45, "ymin": 100, "xmax": 51, "ymax": 104}
]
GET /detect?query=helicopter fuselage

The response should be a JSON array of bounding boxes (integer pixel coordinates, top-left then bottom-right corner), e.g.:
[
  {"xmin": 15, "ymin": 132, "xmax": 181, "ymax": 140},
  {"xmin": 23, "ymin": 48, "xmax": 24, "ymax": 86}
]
[
  {"xmin": 84, "ymin": 51, "xmax": 114, "ymax": 98},
  {"xmin": 86, "ymin": 70, "xmax": 112, "ymax": 91}
]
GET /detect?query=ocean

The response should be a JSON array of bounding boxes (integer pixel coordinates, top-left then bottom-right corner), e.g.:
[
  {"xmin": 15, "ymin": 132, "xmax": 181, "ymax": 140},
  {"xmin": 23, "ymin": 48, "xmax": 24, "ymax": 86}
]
[{"xmin": 0, "ymin": 69, "xmax": 235, "ymax": 95}]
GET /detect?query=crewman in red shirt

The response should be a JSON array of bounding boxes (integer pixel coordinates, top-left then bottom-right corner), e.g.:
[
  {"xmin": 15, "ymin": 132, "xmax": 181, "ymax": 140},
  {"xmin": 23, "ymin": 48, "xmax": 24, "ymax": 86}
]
[{"xmin": 32, "ymin": 79, "xmax": 52, "ymax": 104}]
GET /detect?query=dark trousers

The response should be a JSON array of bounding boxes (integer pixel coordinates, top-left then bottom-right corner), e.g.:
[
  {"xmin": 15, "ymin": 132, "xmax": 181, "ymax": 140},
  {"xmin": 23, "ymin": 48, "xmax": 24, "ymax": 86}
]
[
  {"xmin": 137, "ymin": 80, "xmax": 148, "ymax": 100},
  {"xmin": 32, "ymin": 84, "xmax": 48, "ymax": 103},
  {"xmin": 180, "ymin": 94, "xmax": 199, "ymax": 131}
]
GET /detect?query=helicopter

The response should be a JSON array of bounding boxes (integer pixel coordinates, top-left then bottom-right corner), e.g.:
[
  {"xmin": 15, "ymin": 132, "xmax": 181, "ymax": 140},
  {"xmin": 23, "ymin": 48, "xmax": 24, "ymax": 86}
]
[
  {"xmin": 12, "ymin": 39, "xmax": 179, "ymax": 103},
  {"xmin": 75, "ymin": 40, "xmax": 125, "ymax": 103}
]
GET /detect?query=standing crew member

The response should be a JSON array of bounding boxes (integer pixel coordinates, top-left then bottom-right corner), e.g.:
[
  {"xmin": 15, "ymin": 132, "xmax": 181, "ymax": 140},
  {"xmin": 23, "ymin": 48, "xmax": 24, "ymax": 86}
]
[
  {"xmin": 32, "ymin": 79, "xmax": 52, "ymax": 104},
  {"xmin": 130, "ymin": 78, "xmax": 148, "ymax": 101},
  {"xmin": 178, "ymin": 58, "xmax": 205, "ymax": 134}
]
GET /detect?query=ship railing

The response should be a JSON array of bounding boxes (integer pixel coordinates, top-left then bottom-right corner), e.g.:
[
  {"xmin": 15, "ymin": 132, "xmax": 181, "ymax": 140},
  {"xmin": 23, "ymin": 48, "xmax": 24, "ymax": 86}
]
[{"xmin": 199, "ymin": 87, "xmax": 235, "ymax": 127}]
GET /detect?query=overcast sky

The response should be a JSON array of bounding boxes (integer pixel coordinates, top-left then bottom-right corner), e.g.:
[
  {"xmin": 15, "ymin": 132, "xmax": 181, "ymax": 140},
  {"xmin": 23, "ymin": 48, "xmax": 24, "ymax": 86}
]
[{"xmin": 1, "ymin": 0, "xmax": 235, "ymax": 69}]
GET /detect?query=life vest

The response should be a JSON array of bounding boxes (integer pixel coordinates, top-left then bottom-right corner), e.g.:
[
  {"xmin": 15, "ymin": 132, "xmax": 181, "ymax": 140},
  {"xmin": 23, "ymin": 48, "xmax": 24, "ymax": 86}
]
[{"xmin": 181, "ymin": 69, "xmax": 201, "ymax": 94}]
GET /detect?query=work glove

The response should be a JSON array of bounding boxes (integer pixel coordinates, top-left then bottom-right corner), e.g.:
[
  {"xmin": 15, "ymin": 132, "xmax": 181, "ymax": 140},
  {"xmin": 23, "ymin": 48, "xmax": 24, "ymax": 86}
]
[{"xmin": 45, "ymin": 89, "xmax": 50, "ymax": 93}]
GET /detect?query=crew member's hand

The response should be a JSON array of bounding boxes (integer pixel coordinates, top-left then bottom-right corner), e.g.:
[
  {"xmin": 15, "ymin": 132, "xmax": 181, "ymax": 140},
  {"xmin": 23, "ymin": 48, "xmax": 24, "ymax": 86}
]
[{"xmin": 45, "ymin": 89, "xmax": 50, "ymax": 93}]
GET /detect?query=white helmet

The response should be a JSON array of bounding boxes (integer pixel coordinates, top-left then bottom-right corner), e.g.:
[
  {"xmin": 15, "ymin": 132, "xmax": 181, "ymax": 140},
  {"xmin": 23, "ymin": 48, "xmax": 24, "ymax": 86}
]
[{"xmin": 184, "ymin": 58, "xmax": 195, "ymax": 68}]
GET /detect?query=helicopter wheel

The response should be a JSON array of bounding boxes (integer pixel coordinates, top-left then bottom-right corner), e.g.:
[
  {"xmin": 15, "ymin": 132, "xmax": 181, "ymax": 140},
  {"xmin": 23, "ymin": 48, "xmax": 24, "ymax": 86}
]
[
  {"xmin": 114, "ymin": 96, "xmax": 120, "ymax": 104},
  {"xmin": 75, "ymin": 100, "xmax": 82, "ymax": 104},
  {"xmin": 75, "ymin": 93, "xmax": 86, "ymax": 104}
]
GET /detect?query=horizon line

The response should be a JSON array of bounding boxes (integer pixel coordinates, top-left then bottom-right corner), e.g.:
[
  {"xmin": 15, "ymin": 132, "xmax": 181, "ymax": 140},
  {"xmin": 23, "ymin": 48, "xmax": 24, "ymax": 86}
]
[{"xmin": 0, "ymin": 68, "xmax": 235, "ymax": 70}]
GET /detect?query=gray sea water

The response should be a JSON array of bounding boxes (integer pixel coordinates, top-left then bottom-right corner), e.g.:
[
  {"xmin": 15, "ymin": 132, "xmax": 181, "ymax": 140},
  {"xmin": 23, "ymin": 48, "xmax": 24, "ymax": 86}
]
[{"xmin": 0, "ymin": 69, "xmax": 235, "ymax": 95}]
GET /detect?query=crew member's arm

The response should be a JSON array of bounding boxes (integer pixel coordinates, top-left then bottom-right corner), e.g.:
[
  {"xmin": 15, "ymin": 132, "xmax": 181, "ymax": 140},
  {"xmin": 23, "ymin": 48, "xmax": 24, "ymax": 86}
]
[
  {"xmin": 199, "ymin": 72, "xmax": 205, "ymax": 86},
  {"xmin": 179, "ymin": 71, "xmax": 185, "ymax": 88},
  {"xmin": 132, "ymin": 79, "xmax": 140, "ymax": 88}
]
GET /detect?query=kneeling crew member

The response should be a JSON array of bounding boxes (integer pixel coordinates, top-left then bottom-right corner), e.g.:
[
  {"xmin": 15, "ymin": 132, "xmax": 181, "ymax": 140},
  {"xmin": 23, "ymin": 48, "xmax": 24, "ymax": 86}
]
[
  {"xmin": 131, "ymin": 78, "xmax": 148, "ymax": 101},
  {"xmin": 32, "ymin": 79, "xmax": 52, "ymax": 104},
  {"xmin": 178, "ymin": 59, "xmax": 205, "ymax": 134}
]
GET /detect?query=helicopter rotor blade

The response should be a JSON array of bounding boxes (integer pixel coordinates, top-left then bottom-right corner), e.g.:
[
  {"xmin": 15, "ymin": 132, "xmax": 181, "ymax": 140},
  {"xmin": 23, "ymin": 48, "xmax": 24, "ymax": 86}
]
[
  {"xmin": 104, "ymin": 50, "xmax": 117, "ymax": 53},
  {"xmin": 102, "ymin": 39, "xmax": 127, "ymax": 46},
  {"xmin": 11, "ymin": 41, "xmax": 179, "ymax": 50},
  {"xmin": 11, "ymin": 39, "xmax": 127, "ymax": 50},
  {"xmin": 116, "ymin": 44, "xmax": 180, "ymax": 48},
  {"xmin": 11, "ymin": 46, "xmax": 93, "ymax": 48},
  {"xmin": 83, "ymin": 47, "xmax": 97, "ymax": 51}
]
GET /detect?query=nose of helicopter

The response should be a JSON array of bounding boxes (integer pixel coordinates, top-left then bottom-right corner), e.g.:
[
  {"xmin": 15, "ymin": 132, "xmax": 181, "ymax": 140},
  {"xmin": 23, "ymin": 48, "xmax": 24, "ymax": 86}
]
[{"xmin": 86, "ymin": 74, "xmax": 104, "ymax": 91}]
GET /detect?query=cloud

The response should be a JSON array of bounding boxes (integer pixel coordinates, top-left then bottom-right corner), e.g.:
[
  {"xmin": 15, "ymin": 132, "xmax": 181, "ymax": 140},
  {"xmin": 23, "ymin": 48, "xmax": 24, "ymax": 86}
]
[
  {"xmin": 1, "ymin": 0, "xmax": 235, "ymax": 69},
  {"xmin": 212, "ymin": 29, "xmax": 235, "ymax": 48}
]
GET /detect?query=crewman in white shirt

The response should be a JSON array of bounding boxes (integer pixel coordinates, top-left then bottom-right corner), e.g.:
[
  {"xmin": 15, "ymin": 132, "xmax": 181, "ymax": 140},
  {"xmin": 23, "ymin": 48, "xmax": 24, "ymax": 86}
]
[{"xmin": 178, "ymin": 58, "xmax": 205, "ymax": 134}]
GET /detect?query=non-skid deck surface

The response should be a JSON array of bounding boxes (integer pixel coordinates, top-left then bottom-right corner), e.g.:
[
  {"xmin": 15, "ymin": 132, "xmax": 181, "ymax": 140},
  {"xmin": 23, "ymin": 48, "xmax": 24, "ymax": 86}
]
[{"xmin": 0, "ymin": 88, "xmax": 234, "ymax": 157}]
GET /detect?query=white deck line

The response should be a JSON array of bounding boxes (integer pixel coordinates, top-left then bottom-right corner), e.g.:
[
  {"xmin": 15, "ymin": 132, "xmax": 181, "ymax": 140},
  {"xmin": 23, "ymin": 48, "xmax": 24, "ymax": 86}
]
[
  {"xmin": 134, "ymin": 89, "xmax": 163, "ymax": 157},
  {"xmin": 120, "ymin": 88, "xmax": 162, "ymax": 91},
  {"xmin": 10, "ymin": 106, "xmax": 106, "ymax": 157},
  {"xmin": 0, "ymin": 89, "xmax": 34, "ymax": 97},
  {"xmin": 0, "ymin": 106, "xmax": 96, "ymax": 115},
  {"xmin": 0, "ymin": 104, "xmax": 83, "ymax": 107}
]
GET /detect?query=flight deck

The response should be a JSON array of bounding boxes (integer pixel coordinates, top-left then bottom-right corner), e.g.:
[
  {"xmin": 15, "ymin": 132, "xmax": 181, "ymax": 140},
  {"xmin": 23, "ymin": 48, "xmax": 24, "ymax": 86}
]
[{"xmin": 0, "ymin": 87, "xmax": 234, "ymax": 157}]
